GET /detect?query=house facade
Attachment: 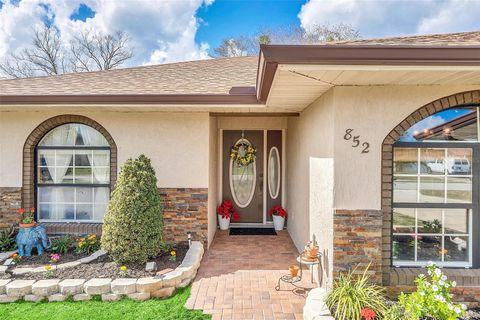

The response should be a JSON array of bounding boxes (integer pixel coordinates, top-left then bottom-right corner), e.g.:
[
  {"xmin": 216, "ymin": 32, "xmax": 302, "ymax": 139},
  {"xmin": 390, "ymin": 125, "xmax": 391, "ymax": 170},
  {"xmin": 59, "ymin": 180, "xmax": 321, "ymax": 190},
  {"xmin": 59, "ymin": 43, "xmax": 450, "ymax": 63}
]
[{"xmin": 1, "ymin": 31, "xmax": 480, "ymax": 297}]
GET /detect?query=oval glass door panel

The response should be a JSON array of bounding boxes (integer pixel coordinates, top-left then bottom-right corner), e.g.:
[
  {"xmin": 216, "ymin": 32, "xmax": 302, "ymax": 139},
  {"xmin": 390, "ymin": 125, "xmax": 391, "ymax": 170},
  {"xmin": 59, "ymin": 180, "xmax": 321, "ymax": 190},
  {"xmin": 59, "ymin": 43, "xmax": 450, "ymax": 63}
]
[
  {"xmin": 229, "ymin": 139, "xmax": 256, "ymax": 208},
  {"xmin": 268, "ymin": 147, "xmax": 281, "ymax": 199}
]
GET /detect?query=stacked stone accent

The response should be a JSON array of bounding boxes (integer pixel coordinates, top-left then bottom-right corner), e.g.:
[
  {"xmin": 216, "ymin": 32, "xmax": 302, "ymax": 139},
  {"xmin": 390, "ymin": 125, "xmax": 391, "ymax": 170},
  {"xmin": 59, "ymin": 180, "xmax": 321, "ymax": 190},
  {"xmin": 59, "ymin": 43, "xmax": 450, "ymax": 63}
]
[
  {"xmin": 0, "ymin": 241, "xmax": 203, "ymax": 303},
  {"xmin": 0, "ymin": 188, "xmax": 21, "ymax": 229},
  {"xmin": 380, "ymin": 90, "xmax": 480, "ymax": 287},
  {"xmin": 160, "ymin": 188, "xmax": 208, "ymax": 245},
  {"xmin": 333, "ymin": 209, "xmax": 383, "ymax": 283}
]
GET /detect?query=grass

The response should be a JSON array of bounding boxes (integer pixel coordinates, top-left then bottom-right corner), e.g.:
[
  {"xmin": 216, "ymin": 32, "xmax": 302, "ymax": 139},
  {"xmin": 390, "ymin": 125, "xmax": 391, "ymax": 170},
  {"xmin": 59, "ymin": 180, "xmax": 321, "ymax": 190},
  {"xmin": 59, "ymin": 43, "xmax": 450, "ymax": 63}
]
[{"xmin": 0, "ymin": 286, "xmax": 210, "ymax": 320}]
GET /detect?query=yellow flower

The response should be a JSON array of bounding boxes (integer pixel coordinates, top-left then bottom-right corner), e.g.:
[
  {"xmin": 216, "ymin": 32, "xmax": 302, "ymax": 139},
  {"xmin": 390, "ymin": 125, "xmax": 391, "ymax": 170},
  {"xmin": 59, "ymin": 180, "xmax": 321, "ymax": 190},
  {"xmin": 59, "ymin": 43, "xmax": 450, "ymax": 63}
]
[
  {"xmin": 88, "ymin": 235, "xmax": 96, "ymax": 240},
  {"xmin": 120, "ymin": 266, "xmax": 127, "ymax": 271},
  {"xmin": 79, "ymin": 237, "xmax": 85, "ymax": 242},
  {"xmin": 170, "ymin": 251, "xmax": 176, "ymax": 256},
  {"xmin": 44, "ymin": 265, "xmax": 52, "ymax": 271}
]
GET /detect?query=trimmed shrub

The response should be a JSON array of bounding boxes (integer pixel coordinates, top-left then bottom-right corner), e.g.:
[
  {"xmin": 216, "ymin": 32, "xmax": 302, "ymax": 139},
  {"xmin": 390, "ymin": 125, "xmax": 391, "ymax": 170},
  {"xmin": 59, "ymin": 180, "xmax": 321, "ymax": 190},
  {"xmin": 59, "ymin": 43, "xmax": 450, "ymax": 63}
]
[{"xmin": 101, "ymin": 154, "xmax": 163, "ymax": 263}]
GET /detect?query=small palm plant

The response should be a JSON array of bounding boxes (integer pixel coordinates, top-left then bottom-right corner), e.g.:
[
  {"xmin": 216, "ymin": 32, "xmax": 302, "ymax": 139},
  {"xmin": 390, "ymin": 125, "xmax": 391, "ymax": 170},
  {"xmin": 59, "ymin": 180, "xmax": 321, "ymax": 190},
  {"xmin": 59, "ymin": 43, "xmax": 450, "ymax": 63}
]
[{"xmin": 326, "ymin": 263, "xmax": 386, "ymax": 320}]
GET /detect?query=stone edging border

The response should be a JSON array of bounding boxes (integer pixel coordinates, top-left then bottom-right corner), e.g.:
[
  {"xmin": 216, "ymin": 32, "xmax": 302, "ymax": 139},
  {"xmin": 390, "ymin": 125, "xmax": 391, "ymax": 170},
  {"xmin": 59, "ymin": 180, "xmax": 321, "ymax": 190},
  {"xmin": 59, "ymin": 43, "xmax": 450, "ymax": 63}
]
[{"xmin": 0, "ymin": 241, "xmax": 203, "ymax": 303}]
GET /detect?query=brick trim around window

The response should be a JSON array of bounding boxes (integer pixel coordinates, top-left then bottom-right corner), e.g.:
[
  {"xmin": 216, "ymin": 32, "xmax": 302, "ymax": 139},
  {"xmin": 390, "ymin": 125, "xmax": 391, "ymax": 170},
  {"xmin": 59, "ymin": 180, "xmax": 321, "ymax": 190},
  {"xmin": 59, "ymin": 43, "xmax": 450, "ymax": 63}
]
[
  {"xmin": 381, "ymin": 90, "xmax": 480, "ymax": 285},
  {"xmin": 22, "ymin": 114, "xmax": 118, "ymax": 209}
]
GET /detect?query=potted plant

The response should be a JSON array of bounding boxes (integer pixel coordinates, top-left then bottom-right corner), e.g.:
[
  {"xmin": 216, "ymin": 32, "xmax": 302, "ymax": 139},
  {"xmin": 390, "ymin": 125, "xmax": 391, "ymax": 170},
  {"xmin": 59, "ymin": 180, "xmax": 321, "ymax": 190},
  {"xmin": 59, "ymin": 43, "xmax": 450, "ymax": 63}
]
[
  {"xmin": 217, "ymin": 200, "xmax": 240, "ymax": 230},
  {"xmin": 304, "ymin": 234, "xmax": 319, "ymax": 259},
  {"xmin": 18, "ymin": 207, "xmax": 36, "ymax": 228},
  {"xmin": 268, "ymin": 205, "xmax": 287, "ymax": 231}
]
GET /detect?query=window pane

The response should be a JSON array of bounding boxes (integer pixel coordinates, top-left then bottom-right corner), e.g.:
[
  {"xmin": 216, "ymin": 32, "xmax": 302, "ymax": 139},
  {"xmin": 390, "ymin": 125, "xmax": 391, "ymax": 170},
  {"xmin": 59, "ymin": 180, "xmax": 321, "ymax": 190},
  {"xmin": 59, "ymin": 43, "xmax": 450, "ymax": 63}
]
[
  {"xmin": 39, "ymin": 124, "xmax": 108, "ymax": 146},
  {"xmin": 57, "ymin": 203, "xmax": 75, "ymax": 220},
  {"xmin": 444, "ymin": 236, "xmax": 469, "ymax": 262},
  {"xmin": 76, "ymin": 187, "xmax": 93, "ymax": 203},
  {"xmin": 75, "ymin": 150, "xmax": 92, "ymax": 166},
  {"xmin": 444, "ymin": 209, "xmax": 469, "ymax": 234},
  {"xmin": 393, "ymin": 208, "xmax": 415, "ymax": 233},
  {"xmin": 393, "ymin": 176, "xmax": 417, "ymax": 202},
  {"xmin": 38, "ymin": 150, "xmax": 55, "ymax": 166},
  {"xmin": 392, "ymin": 235, "xmax": 415, "ymax": 261},
  {"xmin": 38, "ymin": 187, "xmax": 55, "ymax": 203},
  {"xmin": 76, "ymin": 204, "xmax": 93, "ymax": 220},
  {"xmin": 417, "ymin": 208, "xmax": 442, "ymax": 234},
  {"xmin": 93, "ymin": 150, "xmax": 110, "ymax": 166},
  {"xmin": 38, "ymin": 167, "xmax": 54, "ymax": 183},
  {"xmin": 55, "ymin": 167, "xmax": 73, "ymax": 184},
  {"xmin": 421, "ymin": 148, "xmax": 445, "ymax": 175},
  {"xmin": 38, "ymin": 203, "xmax": 53, "ymax": 220},
  {"xmin": 419, "ymin": 176, "xmax": 445, "ymax": 203},
  {"xmin": 55, "ymin": 187, "xmax": 75, "ymax": 203},
  {"xmin": 447, "ymin": 149, "xmax": 472, "ymax": 175},
  {"xmin": 446, "ymin": 177, "xmax": 472, "ymax": 203},
  {"xmin": 56, "ymin": 150, "xmax": 74, "ymax": 167},
  {"xmin": 417, "ymin": 236, "xmax": 442, "ymax": 261},
  {"xmin": 93, "ymin": 167, "xmax": 110, "ymax": 184},
  {"xmin": 394, "ymin": 148, "xmax": 417, "ymax": 174},
  {"xmin": 94, "ymin": 187, "xmax": 110, "ymax": 203},
  {"xmin": 74, "ymin": 167, "xmax": 92, "ymax": 184}
]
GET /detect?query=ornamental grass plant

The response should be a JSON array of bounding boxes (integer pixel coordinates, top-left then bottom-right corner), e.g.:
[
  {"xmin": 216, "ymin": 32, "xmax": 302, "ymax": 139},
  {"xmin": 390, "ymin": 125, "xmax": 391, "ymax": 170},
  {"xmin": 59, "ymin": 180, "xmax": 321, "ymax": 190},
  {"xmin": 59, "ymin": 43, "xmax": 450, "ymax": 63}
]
[{"xmin": 325, "ymin": 263, "xmax": 387, "ymax": 320}]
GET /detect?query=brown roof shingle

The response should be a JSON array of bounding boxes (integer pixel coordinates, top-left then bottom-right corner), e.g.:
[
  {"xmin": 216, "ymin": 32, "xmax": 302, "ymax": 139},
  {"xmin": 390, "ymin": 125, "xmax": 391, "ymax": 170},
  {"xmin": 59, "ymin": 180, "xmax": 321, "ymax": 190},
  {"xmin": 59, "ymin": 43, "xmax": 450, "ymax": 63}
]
[
  {"xmin": 331, "ymin": 31, "xmax": 480, "ymax": 46},
  {"xmin": 0, "ymin": 56, "xmax": 258, "ymax": 96}
]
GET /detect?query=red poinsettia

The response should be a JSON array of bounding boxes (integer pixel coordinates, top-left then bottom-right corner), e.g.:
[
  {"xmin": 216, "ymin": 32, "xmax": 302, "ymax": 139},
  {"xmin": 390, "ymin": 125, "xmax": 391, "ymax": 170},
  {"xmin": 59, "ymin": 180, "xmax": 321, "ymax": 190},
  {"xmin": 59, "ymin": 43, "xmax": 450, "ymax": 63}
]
[
  {"xmin": 361, "ymin": 308, "xmax": 376, "ymax": 320},
  {"xmin": 268, "ymin": 205, "xmax": 287, "ymax": 218},
  {"xmin": 217, "ymin": 200, "xmax": 240, "ymax": 221}
]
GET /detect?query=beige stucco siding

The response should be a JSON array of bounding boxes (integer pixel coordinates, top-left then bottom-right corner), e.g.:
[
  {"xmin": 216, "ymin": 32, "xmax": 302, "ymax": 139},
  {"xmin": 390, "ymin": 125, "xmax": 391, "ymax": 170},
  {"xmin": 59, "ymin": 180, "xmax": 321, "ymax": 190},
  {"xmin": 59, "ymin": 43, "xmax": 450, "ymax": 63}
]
[
  {"xmin": 333, "ymin": 85, "xmax": 480, "ymax": 210},
  {"xmin": 0, "ymin": 111, "xmax": 210, "ymax": 188},
  {"xmin": 286, "ymin": 90, "xmax": 335, "ymax": 252},
  {"xmin": 208, "ymin": 117, "xmax": 218, "ymax": 247}
]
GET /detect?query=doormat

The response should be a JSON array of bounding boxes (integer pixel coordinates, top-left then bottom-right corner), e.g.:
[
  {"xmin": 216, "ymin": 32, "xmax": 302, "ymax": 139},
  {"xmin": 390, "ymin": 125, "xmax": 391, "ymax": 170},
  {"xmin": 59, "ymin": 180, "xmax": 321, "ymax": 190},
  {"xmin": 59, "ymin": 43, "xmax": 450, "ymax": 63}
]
[{"xmin": 229, "ymin": 228, "xmax": 277, "ymax": 236}]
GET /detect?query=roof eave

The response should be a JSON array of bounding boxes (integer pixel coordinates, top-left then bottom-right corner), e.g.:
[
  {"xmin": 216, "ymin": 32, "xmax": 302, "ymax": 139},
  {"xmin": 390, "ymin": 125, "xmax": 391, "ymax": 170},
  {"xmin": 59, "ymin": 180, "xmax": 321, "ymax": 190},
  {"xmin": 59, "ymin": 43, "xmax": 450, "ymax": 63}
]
[{"xmin": 257, "ymin": 44, "xmax": 480, "ymax": 103}]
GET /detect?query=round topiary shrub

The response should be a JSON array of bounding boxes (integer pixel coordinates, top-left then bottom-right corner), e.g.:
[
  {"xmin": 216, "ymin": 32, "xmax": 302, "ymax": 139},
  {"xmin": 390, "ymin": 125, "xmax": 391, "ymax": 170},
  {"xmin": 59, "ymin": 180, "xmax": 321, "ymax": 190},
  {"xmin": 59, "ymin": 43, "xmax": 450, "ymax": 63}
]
[{"xmin": 101, "ymin": 154, "xmax": 163, "ymax": 263}]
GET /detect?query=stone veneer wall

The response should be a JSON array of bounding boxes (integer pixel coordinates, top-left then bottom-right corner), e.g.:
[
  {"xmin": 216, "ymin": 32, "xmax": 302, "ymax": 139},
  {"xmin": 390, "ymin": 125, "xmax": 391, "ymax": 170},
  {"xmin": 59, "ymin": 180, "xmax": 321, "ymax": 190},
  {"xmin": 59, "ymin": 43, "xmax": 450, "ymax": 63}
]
[
  {"xmin": 333, "ymin": 209, "xmax": 383, "ymax": 283},
  {"xmin": 0, "ymin": 188, "xmax": 21, "ymax": 229},
  {"xmin": 160, "ymin": 188, "xmax": 208, "ymax": 246}
]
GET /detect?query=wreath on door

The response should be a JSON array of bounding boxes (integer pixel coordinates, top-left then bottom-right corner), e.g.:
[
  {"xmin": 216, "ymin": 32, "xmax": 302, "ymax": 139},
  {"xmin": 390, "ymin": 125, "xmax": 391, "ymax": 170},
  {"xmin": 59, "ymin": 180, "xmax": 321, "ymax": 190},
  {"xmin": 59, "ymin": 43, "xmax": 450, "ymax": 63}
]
[{"xmin": 230, "ymin": 140, "xmax": 257, "ymax": 167}]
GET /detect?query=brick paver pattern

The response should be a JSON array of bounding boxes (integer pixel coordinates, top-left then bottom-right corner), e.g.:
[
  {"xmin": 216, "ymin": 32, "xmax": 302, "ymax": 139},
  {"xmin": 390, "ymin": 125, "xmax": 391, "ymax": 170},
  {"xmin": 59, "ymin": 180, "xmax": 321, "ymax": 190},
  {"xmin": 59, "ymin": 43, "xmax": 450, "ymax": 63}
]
[{"xmin": 186, "ymin": 230, "xmax": 317, "ymax": 320}]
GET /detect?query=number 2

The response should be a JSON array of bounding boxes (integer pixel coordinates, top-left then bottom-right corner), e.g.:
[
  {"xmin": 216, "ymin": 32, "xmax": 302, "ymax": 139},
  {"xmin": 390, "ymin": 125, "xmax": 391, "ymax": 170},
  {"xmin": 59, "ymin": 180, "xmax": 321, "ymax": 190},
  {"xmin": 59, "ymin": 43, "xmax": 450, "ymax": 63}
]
[{"xmin": 362, "ymin": 142, "xmax": 370, "ymax": 153}]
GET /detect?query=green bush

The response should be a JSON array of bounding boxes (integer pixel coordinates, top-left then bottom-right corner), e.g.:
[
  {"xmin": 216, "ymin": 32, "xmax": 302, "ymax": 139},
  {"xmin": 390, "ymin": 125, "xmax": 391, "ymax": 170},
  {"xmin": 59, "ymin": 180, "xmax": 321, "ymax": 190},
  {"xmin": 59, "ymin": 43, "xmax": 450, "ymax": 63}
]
[
  {"xmin": 0, "ymin": 226, "xmax": 17, "ymax": 252},
  {"xmin": 397, "ymin": 262, "xmax": 467, "ymax": 320},
  {"xmin": 325, "ymin": 264, "xmax": 387, "ymax": 320},
  {"xmin": 51, "ymin": 235, "xmax": 74, "ymax": 255},
  {"xmin": 101, "ymin": 154, "xmax": 163, "ymax": 263}
]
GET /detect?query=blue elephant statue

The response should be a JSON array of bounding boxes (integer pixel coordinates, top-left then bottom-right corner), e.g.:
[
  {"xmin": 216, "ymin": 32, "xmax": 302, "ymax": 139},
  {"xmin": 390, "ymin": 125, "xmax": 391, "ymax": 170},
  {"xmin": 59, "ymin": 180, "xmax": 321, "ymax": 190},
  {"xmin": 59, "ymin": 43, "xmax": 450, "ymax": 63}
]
[{"xmin": 15, "ymin": 225, "xmax": 51, "ymax": 256}]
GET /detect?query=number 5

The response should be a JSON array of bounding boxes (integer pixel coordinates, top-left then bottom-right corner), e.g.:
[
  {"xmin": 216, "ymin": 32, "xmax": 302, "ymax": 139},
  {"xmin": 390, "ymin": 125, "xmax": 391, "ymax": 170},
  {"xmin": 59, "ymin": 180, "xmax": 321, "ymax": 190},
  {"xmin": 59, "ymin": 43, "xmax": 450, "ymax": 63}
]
[{"xmin": 352, "ymin": 135, "xmax": 360, "ymax": 147}]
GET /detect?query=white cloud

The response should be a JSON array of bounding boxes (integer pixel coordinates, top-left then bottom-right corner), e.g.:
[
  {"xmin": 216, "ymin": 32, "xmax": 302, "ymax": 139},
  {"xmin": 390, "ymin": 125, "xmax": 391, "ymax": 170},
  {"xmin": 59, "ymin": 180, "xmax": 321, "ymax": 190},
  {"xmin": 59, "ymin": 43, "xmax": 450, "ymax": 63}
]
[
  {"xmin": 298, "ymin": 0, "xmax": 480, "ymax": 38},
  {"xmin": 0, "ymin": 0, "xmax": 213, "ymax": 68}
]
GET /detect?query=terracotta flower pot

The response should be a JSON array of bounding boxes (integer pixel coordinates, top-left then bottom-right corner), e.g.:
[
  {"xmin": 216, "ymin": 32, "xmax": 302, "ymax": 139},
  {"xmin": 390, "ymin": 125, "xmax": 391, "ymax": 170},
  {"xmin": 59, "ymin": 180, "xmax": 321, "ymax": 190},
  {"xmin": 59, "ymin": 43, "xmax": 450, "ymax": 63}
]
[
  {"xmin": 289, "ymin": 265, "xmax": 299, "ymax": 277},
  {"xmin": 19, "ymin": 222, "xmax": 36, "ymax": 228}
]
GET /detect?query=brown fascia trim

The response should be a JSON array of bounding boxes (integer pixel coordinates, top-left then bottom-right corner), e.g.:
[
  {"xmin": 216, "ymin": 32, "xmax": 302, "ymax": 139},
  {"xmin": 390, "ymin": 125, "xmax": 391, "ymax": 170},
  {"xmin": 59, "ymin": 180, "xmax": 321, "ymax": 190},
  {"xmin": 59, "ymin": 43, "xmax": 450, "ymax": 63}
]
[
  {"xmin": 0, "ymin": 94, "xmax": 260, "ymax": 105},
  {"xmin": 256, "ymin": 44, "xmax": 480, "ymax": 103}
]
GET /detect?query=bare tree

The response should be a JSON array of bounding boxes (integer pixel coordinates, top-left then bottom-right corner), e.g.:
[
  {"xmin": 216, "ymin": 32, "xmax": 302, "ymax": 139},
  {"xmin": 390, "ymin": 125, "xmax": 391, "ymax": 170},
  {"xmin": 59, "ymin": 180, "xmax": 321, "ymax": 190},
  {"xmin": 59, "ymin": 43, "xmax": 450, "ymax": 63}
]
[
  {"xmin": 214, "ymin": 23, "xmax": 360, "ymax": 58},
  {"xmin": 70, "ymin": 30, "xmax": 133, "ymax": 72},
  {"xmin": 0, "ymin": 26, "xmax": 66, "ymax": 78},
  {"xmin": 0, "ymin": 26, "xmax": 133, "ymax": 78}
]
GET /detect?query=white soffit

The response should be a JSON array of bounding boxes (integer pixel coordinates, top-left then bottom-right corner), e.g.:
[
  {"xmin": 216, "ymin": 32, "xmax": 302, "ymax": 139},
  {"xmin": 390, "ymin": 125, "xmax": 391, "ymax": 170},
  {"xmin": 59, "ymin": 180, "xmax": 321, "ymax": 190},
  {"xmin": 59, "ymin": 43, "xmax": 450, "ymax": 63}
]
[{"xmin": 267, "ymin": 64, "xmax": 480, "ymax": 111}]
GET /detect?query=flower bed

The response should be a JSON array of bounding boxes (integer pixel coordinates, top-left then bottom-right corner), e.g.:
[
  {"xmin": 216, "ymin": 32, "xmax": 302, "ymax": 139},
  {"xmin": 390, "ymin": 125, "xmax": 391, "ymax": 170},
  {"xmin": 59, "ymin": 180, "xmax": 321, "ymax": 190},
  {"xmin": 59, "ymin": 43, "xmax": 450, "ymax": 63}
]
[{"xmin": 0, "ymin": 241, "xmax": 203, "ymax": 303}]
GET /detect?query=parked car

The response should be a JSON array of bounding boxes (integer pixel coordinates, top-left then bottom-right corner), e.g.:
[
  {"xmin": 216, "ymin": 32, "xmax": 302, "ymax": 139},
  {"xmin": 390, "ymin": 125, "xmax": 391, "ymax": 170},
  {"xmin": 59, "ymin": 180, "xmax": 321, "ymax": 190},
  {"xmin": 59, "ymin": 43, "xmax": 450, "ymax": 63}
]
[{"xmin": 426, "ymin": 158, "xmax": 471, "ymax": 174}]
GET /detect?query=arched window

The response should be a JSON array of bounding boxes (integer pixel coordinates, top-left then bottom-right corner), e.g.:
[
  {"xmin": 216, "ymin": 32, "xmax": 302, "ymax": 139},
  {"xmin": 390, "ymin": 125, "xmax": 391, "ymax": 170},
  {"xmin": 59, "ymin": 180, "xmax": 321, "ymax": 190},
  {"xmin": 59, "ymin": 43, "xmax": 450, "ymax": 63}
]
[
  {"xmin": 36, "ymin": 123, "xmax": 111, "ymax": 222},
  {"xmin": 393, "ymin": 106, "xmax": 479, "ymax": 267}
]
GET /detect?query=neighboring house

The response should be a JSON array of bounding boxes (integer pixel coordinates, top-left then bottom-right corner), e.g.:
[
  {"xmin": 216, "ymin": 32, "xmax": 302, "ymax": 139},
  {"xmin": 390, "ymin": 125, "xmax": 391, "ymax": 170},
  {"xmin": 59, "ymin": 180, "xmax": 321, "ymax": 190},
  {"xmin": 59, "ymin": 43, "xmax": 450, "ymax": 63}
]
[{"xmin": 1, "ymin": 31, "xmax": 480, "ymax": 296}]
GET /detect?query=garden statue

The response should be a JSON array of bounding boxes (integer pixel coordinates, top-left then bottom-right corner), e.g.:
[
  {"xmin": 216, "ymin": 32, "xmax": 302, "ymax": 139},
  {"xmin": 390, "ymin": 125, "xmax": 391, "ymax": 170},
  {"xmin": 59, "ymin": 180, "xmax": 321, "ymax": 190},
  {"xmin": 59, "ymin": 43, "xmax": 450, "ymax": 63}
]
[{"xmin": 15, "ymin": 225, "xmax": 51, "ymax": 256}]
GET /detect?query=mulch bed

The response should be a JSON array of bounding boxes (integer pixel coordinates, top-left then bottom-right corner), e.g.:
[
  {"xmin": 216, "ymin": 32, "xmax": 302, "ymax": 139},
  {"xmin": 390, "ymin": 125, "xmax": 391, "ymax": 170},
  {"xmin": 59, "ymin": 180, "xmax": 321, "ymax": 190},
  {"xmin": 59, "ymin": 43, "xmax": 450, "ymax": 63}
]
[
  {"xmin": 14, "ymin": 252, "xmax": 89, "ymax": 267},
  {"xmin": 2, "ymin": 244, "xmax": 188, "ymax": 281}
]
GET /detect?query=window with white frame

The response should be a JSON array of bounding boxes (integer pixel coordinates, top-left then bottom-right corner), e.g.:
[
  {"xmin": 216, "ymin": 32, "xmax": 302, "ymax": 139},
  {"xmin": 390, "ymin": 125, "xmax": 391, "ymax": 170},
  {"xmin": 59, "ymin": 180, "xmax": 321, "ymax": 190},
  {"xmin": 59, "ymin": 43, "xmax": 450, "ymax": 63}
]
[
  {"xmin": 393, "ymin": 107, "xmax": 479, "ymax": 268},
  {"xmin": 36, "ymin": 123, "xmax": 111, "ymax": 222}
]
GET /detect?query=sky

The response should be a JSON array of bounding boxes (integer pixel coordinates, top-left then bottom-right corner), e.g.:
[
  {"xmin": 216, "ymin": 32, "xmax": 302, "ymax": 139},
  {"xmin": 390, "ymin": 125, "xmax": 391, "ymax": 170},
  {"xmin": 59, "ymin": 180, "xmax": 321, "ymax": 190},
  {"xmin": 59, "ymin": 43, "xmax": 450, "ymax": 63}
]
[{"xmin": 0, "ymin": 0, "xmax": 479, "ymax": 69}]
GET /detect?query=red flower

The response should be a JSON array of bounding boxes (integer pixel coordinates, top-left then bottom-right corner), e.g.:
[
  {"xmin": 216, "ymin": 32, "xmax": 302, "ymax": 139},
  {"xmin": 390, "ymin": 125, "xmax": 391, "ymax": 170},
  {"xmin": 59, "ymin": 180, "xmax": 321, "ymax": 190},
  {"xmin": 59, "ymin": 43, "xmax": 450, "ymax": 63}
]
[
  {"xmin": 361, "ymin": 308, "xmax": 376, "ymax": 320},
  {"xmin": 17, "ymin": 208, "xmax": 25, "ymax": 215},
  {"xmin": 29, "ymin": 207, "xmax": 35, "ymax": 213},
  {"xmin": 268, "ymin": 205, "xmax": 287, "ymax": 218},
  {"xmin": 217, "ymin": 199, "xmax": 240, "ymax": 221}
]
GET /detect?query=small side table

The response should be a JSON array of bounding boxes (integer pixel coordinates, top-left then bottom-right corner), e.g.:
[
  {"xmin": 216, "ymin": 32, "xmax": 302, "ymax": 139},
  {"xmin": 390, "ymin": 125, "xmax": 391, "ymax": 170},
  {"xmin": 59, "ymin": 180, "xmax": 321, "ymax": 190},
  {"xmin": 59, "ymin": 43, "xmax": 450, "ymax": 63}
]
[
  {"xmin": 275, "ymin": 252, "xmax": 322, "ymax": 293},
  {"xmin": 297, "ymin": 255, "xmax": 321, "ymax": 284}
]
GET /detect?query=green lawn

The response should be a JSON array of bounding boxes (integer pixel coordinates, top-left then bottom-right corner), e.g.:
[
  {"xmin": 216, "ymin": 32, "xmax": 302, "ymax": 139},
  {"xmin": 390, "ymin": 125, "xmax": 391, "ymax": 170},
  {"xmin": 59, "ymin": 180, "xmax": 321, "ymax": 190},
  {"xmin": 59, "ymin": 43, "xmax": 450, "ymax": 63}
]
[{"xmin": 0, "ymin": 286, "xmax": 210, "ymax": 320}]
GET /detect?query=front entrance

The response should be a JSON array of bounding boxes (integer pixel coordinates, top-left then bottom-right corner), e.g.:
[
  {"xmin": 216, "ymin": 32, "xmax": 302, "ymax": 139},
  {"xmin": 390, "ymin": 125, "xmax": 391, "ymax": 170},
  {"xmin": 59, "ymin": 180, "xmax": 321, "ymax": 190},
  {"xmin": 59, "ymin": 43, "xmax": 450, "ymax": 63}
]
[{"xmin": 222, "ymin": 130, "xmax": 283, "ymax": 224}]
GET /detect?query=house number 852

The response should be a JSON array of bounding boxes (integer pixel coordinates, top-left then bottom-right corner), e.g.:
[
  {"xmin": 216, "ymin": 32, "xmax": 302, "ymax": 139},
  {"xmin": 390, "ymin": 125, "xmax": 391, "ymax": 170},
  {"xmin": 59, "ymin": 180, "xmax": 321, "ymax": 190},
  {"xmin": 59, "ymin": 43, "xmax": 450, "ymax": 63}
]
[{"xmin": 344, "ymin": 129, "xmax": 370, "ymax": 154}]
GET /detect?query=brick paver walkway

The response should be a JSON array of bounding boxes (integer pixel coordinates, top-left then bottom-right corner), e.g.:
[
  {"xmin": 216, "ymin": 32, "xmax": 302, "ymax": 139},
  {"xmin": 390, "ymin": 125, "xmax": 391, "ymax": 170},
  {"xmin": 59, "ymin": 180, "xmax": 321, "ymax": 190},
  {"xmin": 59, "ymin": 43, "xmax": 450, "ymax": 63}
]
[{"xmin": 186, "ymin": 230, "xmax": 317, "ymax": 320}]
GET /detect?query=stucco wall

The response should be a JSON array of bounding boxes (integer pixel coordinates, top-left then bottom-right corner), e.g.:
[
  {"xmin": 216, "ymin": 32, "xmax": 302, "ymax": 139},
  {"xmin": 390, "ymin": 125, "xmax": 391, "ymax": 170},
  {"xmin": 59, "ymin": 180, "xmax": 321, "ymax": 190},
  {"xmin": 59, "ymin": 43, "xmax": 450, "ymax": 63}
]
[
  {"xmin": 207, "ymin": 117, "xmax": 218, "ymax": 248},
  {"xmin": 286, "ymin": 90, "xmax": 335, "ymax": 253},
  {"xmin": 332, "ymin": 85, "xmax": 480, "ymax": 210},
  {"xmin": 0, "ymin": 111, "xmax": 209, "ymax": 188}
]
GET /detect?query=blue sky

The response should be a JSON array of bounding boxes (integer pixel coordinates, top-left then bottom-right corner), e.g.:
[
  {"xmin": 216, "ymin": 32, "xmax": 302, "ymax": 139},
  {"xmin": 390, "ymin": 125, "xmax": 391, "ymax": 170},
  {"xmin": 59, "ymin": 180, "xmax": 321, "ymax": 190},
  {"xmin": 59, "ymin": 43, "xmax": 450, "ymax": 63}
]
[
  {"xmin": 196, "ymin": 0, "xmax": 306, "ymax": 52},
  {"xmin": 0, "ymin": 0, "xmax": 479, "ymax": 68}
]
